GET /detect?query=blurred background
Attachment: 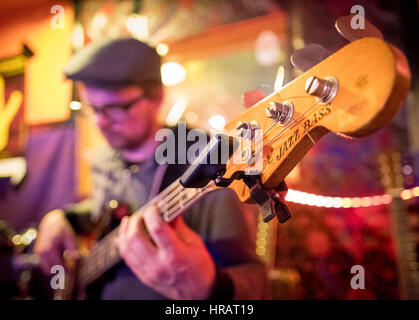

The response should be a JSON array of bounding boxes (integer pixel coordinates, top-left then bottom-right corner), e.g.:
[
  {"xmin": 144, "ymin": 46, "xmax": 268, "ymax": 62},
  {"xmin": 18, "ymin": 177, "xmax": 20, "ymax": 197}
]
[{"xmin": 0, "ymin": 0, "xmax": 418, "ymax": 299}]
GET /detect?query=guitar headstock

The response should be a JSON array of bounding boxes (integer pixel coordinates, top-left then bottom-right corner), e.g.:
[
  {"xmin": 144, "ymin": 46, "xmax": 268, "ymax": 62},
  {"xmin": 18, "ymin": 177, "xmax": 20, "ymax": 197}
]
[{"xmin": 223, "ymin": 37, "xmax": 411, "ymax": 203}]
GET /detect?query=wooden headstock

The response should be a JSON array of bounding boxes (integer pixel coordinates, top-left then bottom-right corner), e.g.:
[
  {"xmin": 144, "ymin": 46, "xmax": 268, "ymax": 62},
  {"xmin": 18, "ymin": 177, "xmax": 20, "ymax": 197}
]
[{"xmin": 223, "ymin": 37, "xmax": 411, "ymax": 203}]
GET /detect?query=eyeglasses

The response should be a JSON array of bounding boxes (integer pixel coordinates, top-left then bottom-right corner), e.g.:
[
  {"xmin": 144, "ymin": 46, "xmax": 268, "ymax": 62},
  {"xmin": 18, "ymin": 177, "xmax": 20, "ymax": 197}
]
[{"xmin": 84, "ymin": 95, "xmax": 144, "ymax": 118}]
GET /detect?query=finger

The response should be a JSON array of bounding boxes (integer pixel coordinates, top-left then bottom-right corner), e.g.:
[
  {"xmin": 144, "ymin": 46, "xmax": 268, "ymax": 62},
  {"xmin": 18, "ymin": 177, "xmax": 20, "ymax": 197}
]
[
  {"xmin": 63, "ymin": 231, "xmax": 79, "ymax": 259},
  {"xmin": 63, "ymin": 231, "xmax": 76, "ymax": 250},
  {"xmin": 116, "ymin": 217, "xmax": 129, "ymax": 253},
  {"xmin": 143, "ymin": 206, "xmax": 179, "ymax": 250},
  {"xmin": 39, "ymin": 248, "xmax": 63, "ymax": 274},
  {"xmin": 119, "ymin": 215, "xmax": 155, "ymax": 256},
  {"xmin": 117, "ymin": 228, "xmax": 157, "ymax": 277},
  {"xmin": 127, "ymin": 214, "xmax": 149, "ymax": 240},
  {"xmin": 132, "ymin": 214, "xmax": 157, "ymax": 255},
  {"xmin": 134, "ymin": 214, "xmax": 151, "ymax": 240},
  {"xmin": 123, "ymin": 233, "xmax": 156, "ymax": 261},
  {"xmin": 35, "ymin": 237, "xmax": 64, "ymax": 271},
  {"xmin": 38, "ymin": 253, "xmax": 53, "ymax": 274},
  {"xmin": 49, "ymin": 247, "xmax": 64, "ymax": 268},
  {"xmin": 172, "ymin": 217, "xmax": 201, "ymax": 246},
  {"xmin": 121, "ymin": 248, "xmax": 153, "ymax": 285},
  {"xmin": 118, "ymin": 216, "xmax": 129, "ymax": 238}
]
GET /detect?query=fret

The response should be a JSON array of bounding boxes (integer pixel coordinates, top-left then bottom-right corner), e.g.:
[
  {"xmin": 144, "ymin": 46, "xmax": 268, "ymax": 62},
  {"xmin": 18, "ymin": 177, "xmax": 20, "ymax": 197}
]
[
  {"xmin": 158, "ymin": 189, "xmax": 188, "ymax": 211},
  {"xmin": 76, "ymin": 180, "xmax": 217, "ymax": 288}
]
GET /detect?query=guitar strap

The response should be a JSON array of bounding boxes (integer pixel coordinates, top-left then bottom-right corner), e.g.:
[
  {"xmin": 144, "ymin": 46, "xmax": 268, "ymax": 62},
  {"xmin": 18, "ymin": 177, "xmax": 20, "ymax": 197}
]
[{"xmin": 157, "ymin": 125, "xmax": 210, "ymax": 194}]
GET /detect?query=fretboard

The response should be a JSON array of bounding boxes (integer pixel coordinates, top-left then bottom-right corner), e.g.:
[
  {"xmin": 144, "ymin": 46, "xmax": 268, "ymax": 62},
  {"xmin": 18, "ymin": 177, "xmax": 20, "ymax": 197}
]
[{"xmin": 76, "ymin": 179, "xmax": 216, "ymax": 288}]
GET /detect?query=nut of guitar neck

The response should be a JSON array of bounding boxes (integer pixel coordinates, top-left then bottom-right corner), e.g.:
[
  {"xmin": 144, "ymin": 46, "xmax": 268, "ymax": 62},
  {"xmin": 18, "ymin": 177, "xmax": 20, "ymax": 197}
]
[{"xmin": 305, "ymin": 76, "xmax": 339, "ymax": 104}]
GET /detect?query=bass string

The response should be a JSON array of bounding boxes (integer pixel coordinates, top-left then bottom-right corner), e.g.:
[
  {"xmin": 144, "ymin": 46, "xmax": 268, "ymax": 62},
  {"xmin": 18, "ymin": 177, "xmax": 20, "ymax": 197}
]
[
  {"xmin": 224, "ymin": 97, "xmax": 322, "ymax": 179},
  {"xmin": 81, "ymin": 183, "xmax": 213, "ymax": 284},
  {"xmin": 78, "ymin": 229, "xmax": 119, "ymax": 281},
  {"xmin": 149, "ymin": 99, "xmax": 324, "ymax": 211},
  {"xmin": 158, "ymin": 187, "xmax": 199, "ymax": 214},
  {"xmin": 152, "ymin": 178, "xmax": 184, "ymax": 204},
  {"xmin": 80, "ymin": 176, "xmax": 212, "ymax": 282},
  {"xmin": 263, "ymin": 98, "xmax": 320, "ymax": 147},
  {"xmin": 87, "ymin": 235, "xmax": 121, "ymax": 282},
  {"xmin": 157, "ymin": 187, "xmax": 191, "ymax": 210},
  {"xmin": 262, "ymin": 95, "xmax": 316, "ymax": 137},
  {"xmin": 161, "ymin": 183, "xmax": 216, "ymax": 222},
  {"xmin": 79, "ymin": 179, "xmax": 187, "ymax": 278},
  {"xmin": 161, "ymin": 194, "xmax": 200, "ymax": 222},
  {"xmin": 79, "ymin": 196, "xmax": 199, "ymax": 284}
]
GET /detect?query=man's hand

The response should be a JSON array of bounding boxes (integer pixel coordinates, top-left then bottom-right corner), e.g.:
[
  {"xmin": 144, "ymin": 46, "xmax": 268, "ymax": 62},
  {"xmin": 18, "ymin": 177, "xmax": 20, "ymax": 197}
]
[
  {"xmin": 34, "ymin": 209, "xmax": 78, "ymax": 274},
  {"xmin": 116, "ymin": 206, "xmax": 216, "ymax": 300}
]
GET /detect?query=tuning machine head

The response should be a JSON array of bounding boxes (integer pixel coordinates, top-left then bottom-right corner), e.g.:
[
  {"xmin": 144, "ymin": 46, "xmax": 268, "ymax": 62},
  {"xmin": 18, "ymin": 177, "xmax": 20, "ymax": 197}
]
[
  {"xmin": 291, "ymin": 44, "xmax": 331, "ymax": 72},
  {"xmin": 335, "ymin": 14, "xmax": 383, "ymax": 42},
  {"xmin": 235, "ymin": 120, "xmax": 259, "ymax": 139},
  {"xmin": 274, "ymin": 65, "xmax": 286, "ymax": 91},
  {"xmin": 305, "ymin": 76, "xmax": 339, "ymax": 104},
  {"xmin": 266, "ymin": 101, "xmax": 294, "ymax": 125}
]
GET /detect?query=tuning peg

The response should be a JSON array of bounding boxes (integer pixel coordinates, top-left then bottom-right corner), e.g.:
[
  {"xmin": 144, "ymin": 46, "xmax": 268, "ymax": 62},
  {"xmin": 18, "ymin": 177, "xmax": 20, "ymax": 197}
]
[
  {"xmin": 335, "ymin": 14, "xmax": 383, "ymax": 42},
  {"xmin": 242, "ymin": 89, "xmax": 267, "ymax": 109},
  {"xmin": 291, "ymin": 44, "xmax": 331, "ymax": 72},
  {"xmin": 274, "ymin": 65, "xmax": 285, "ymax": 91}
]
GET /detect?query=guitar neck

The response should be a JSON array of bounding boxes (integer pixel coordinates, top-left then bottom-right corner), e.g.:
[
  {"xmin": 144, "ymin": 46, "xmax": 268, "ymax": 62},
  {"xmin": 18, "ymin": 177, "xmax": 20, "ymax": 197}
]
[{"xmin": 76, "ymin": 179, "xmax": 216, "ymax": 288}]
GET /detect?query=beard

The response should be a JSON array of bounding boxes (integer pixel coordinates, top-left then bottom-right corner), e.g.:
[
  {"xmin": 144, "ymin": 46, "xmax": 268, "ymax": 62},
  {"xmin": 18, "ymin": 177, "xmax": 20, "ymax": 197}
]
[{"xmin": 101, "ymin": 122, "xmax": 156, "ymax": 151}]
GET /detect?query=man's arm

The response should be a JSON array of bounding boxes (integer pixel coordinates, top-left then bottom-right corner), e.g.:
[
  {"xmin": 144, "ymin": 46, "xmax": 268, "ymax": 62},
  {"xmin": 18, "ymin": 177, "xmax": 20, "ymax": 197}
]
[{"xmin": 34, "ymin": 198, "xmax": 94, "ymax": 274}]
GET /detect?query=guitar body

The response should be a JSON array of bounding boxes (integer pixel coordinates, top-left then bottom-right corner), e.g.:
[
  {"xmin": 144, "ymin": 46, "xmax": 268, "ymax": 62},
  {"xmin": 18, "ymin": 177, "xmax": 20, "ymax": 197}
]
[{"xmin": 224, "ymin": 37, "xmax": 411, "ymax": 202}]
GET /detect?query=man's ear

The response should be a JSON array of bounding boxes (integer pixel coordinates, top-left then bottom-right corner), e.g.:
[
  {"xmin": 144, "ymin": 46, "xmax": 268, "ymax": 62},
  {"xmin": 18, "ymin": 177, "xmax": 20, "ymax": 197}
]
[{"xmin": 76, "ymin": 83, "xmax": 87, "ymax": 102}]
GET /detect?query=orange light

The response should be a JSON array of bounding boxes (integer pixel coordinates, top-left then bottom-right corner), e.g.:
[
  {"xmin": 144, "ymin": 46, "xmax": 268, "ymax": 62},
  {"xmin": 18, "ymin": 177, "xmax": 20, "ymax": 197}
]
[
  {"xmin": 381, "ymin": 194, "xmax": 392, "ymax": 204},
  {"xmin": 351, "ymin": 197, "xmax": 361, "ymax": 208},
  {"xmin": 400, "ymin": 189, "xmax": 413, "ymax": 200},
  {"xmin": 332, "ymin": 197, "xmax": 343, "ymax": 208},
  {"xmin": 342, "ymin": 198, "xmax": 352, "ymax": 208},
  {"xmin": 371, "ymin": 196, "xmax": 381, "ymax": 206},
  {"xmin": 156, "ymin": 43, "xmax": 169, "ymax": 56},
  {"xmin": 283, "ymin": 186, "xmax": 419, "ymax": 209},
  {"xmin": 361, "ymin": 197, "xmax": 372, "ymax": 207},
  {"xmin": 161, "ymin": 62, "xmax": 186, "ymax": 86}
]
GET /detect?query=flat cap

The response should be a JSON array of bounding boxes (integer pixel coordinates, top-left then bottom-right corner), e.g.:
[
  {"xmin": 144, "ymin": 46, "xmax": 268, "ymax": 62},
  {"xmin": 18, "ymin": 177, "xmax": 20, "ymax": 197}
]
[{"xmin": 63, "ymin": 37, "xmax": 161, "ymax": 88}]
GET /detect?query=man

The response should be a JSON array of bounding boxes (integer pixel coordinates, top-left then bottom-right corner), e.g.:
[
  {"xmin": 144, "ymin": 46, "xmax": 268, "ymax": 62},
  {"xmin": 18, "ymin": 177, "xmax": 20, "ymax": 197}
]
[{"xmin": 34, "ymin": 38, "xmax": 273, "ymax": 299}]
